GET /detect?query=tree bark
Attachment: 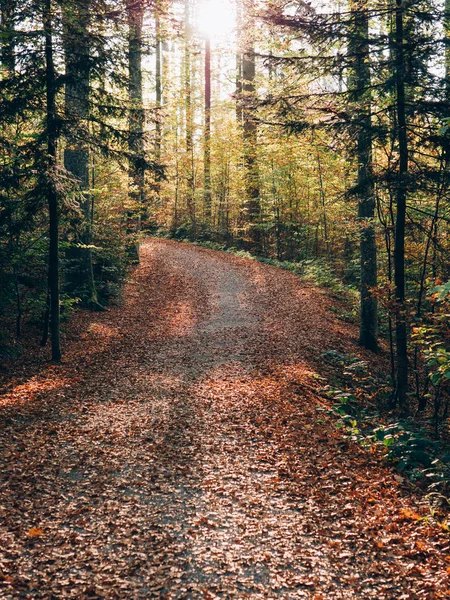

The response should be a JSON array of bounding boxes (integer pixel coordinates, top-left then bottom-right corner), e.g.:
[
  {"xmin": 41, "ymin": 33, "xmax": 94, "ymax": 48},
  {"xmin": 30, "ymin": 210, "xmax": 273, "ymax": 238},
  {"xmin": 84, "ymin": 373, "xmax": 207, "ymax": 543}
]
[
  {"xmin": 0, "ymin": 0, "xmax": 15, "ymax": 72},
  {"xmin": 446, "ymin": 0, "xmax": 450, "ymax": 97},
  {"xmin": 44, "ymin": 0, "xmax": 61, "ymax": 361},
  {"xmin": 155, "ymin": 13, "xmax": 162, "ymax": 162},
  {"xmin": 184, "ymin": 0, "xmax": 195, "ymax": 236},
  {"xmin": 127, "ymin": 0, "xmax": 145, "ymax": 260},
  {"xmin": 204, "ymin": 36, "xmax": 212, "ymax": 222},
  {"xmin": 242, "ymin": 0, "xmax": 261, "ymax": 252},
  {"xmin": 63, "ymin": 0, "xmax": 101, "ymax": 309},
  {"xmin": 394, "ymin": 0, "xmax": 409, "ymax": 406},
  {"xmin": 235, "ymin": 0, "xmax": 243, "ymax": 125},
  {"xmin": 349, "ymin": 0, "xmax": 378, "ymax": 352}
]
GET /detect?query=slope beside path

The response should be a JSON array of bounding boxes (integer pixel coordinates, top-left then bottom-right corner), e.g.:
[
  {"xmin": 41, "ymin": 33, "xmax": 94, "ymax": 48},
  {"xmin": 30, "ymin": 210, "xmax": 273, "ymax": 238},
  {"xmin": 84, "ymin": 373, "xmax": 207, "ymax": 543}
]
[{"xmin": 0, "ymin": 239, "xmax": 449, "ymax": 599}]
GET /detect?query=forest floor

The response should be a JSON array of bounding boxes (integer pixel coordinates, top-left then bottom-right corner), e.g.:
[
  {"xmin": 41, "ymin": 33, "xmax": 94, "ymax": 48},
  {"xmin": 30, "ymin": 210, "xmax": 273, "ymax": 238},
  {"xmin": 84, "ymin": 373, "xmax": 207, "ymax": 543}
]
[{"xmin": 1, "ymin": 238, "xmax": 450, "ymax": 599}]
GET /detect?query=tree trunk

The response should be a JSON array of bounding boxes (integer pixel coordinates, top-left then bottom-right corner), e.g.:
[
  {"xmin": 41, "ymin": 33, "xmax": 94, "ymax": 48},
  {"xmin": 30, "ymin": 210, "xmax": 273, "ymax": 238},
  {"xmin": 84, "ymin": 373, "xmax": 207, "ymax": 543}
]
[
  {"xmin": 44, "ymin": 0, "xmax": 61, "ymax": 362},
  {"xmin": 63, "ymin": 0, "xmax": 101, "ymax": 309},
  {"xmin": 242, "ymin": 0, "xmax": 261, "ymax": 252},
  {"xmin": 127, "ymin": 0, "xmax": 145, "ymax": 260},
  {"xmin": 349, "ymin": 0, "xmax": 378, "ymax": 352},
  {"xmin": 155, "ymin": 13, "xmax": 162, "ymax": 162},
  {"xmin": 204, "ymin": 36, "xmax": 212, "ymax": 223},
  {"xmin": 446, "ymin": 0, "xmax": 450, "ymax": 97},
  {"xmin": 235, "ymin": 0, "xmax": 243, "ymax": 125},
  {"xmin": 184, "ymin": 0, "xmax": 195, "ymax": 236},
  {"xmin": 1, "ymin": 0, "xmax": 15, "ymax": 72},
  {"xmin": 394, "ymin": 0, "xmax": 409, "ymax": 406}
]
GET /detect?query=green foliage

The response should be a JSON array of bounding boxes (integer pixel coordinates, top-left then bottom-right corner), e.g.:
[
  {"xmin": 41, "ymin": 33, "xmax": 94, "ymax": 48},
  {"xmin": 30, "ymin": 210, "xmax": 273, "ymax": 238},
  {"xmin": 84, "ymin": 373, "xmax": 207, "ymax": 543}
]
[
  {"xmin": 324, "ymin": 386, "xmax": 450, "ymax": 494},
  {"xmin": 413, "ymin": 282, "xmax": 450, "ymax": 388}
]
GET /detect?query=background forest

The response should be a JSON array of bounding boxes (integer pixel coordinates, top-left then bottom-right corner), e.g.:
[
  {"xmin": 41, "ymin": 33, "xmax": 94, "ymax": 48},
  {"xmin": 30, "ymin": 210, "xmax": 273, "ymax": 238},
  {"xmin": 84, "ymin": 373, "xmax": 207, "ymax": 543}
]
[{"xmin": 2, "ymin": 0, "xmax": 450, "ymax": 422}]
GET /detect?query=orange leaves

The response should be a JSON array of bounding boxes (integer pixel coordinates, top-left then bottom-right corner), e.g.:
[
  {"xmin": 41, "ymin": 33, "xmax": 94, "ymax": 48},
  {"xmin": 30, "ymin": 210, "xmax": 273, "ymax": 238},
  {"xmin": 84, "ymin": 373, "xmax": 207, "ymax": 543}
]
[
  {"xmin": 399, "ymin": 508, "xmax": 422, "ymax": 522},
  {"xmin": 27, "ymin": 527, "xmax": 44, "ymax": 538}
]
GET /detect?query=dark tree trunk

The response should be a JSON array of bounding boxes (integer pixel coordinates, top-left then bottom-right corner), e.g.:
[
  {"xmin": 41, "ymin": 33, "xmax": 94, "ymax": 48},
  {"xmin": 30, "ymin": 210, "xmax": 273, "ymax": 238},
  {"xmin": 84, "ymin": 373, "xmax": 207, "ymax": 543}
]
[
  {"xmin": 154, "ymin": 12, "xmax": 163, "ymax": 210},
  {"xmin": 44, "ymin": 0, "xmax": 61, "ymax": 361},
  {"xmin": 63, "ymin": 0, "xmax": 101, "ymax": 309},
  {"xmin": 242, "ymin": 0, "xmax": 261, "ymax": 252},
  {"xmin": 204, "ymin": 36, "xmax": 212, "ymax": 222},
  {"xmin": 446, "ymin": 0, "xmax": 450, "ymax": 96},
  {"xmin": 394, "ymin": 0, "xmax": 409, "ymax": 406},
  {"xmin": 349, "ymin": 0, "xmax": 378, "ymax": 352},
  {"xmin": 1, "ymin": 0, "xmax": 15, "ymax": 72},
  {"xmin": 155, "ymin": 14, "xmax": 162, "ymax": 163},
  {"xmin": 127, "ymin": 0, "xmax": 145, "ymax": 260}
]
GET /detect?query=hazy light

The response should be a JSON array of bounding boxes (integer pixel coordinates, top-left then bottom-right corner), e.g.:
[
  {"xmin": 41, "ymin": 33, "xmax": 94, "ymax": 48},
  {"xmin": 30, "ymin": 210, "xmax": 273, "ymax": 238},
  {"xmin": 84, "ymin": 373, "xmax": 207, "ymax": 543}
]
[{"xmin": 197, "ymin": 0, "xmax": 235, "ymax": 39}]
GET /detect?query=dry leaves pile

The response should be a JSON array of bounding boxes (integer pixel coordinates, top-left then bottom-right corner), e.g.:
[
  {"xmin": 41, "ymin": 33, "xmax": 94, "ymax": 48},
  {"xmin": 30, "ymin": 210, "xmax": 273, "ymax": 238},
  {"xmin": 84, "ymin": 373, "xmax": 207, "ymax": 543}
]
[{"xmin": 0, "ymin": 239, "xmax": 449, "ymax": 599}]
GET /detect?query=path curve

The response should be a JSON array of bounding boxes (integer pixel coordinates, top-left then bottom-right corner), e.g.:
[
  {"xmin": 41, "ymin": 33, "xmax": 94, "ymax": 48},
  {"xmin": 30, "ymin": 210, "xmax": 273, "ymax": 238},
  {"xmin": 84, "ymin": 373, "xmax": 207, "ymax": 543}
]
[{"xmin": 0, "ymin": 239, "xmax": 448, "ymax": 599}]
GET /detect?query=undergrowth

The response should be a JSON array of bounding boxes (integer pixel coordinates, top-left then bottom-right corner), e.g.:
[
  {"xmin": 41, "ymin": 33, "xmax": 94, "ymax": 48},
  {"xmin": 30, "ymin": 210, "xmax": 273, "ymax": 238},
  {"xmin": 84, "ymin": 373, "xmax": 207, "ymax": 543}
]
[{"xmin": 319, "ymin": 350, "xmax": 450, "ymax": 519}]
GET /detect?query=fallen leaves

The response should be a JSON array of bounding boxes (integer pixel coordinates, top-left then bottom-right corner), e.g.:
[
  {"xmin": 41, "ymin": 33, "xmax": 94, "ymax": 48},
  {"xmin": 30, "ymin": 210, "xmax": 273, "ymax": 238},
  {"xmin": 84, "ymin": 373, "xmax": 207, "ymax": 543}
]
[
  {"xmin": 27, "ymin": 528, "xmax": 44, "ymax": 538},
  {"xmin": 0, "ymin": 239, "xmax": 449, "ymax": 598}
]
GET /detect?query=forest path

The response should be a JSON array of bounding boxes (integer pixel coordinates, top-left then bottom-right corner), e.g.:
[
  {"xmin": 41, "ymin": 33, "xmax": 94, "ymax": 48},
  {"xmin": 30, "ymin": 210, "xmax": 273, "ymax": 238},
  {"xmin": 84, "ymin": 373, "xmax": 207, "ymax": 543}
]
[{"xmin": 0, "ymin": 239, "xmax": 449, "ymax": 599}]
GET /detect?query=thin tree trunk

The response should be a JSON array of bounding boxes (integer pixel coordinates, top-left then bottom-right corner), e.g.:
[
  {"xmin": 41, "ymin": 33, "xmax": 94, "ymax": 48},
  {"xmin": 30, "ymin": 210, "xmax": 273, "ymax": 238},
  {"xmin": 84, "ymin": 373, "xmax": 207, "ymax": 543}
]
[
  {"xmin": 155, "ymin": 14, "xmax": 162, "ymax": 162},
  {"xmin": 235, "ymin": 0, "xmax": 243, "ymax": 125},
  {"xmin": 127, "ymin": 0, "xmax": 145, "ymax": 260},
  {"xmin": 154, "ymin": 12, "xmax": 163, "ymax": 210},
  {"xmin": 184, "ymin": 0, "xmax": 195, "ymax": 236},
  {"xmin": 40, "ymin": 291, "xmax": 50, "ymax": 347},
  {"xmin": 445, "ymin": 0, "xmax": 450, "ymax": 97},
  {"xmin": 394, "ymin": 0, "xmax": 409, "ymax": 407},
  {"xmin": 316, "ymin": 146, "xmax": 330, "ymax": 260},
  {"xmin": 44, "ymin": 0, "xmax": 61, "ymax": 361},
  {"xmin": 242, "ymin": 0, "xmax": 261, "ymax": 252},
  {"xmin": 1, "ymin": 0, "xmax": 15, "ymax": 72},
  {"xmin": 204, "ymin": 36, "xmax": 212, "ymax": 223}
]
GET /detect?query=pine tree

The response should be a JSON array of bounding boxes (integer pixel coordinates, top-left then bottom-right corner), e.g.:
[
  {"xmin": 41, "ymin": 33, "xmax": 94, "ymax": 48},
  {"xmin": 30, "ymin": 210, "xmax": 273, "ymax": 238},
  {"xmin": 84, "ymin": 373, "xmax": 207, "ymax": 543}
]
[
  {"xmin": 63, "ymin": 0, "xmax": 102, "ymax": 310},
  {"xmin": 348, "ymin": 0, "xmax": 378, "ymax": 352}
]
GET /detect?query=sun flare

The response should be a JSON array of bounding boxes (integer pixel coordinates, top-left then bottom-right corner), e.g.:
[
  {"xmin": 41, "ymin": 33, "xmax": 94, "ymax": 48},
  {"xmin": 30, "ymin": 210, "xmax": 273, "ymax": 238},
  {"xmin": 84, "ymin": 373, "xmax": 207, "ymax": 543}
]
[{"xmin": 197, "ymin": 0, "xmax": 235, "ymax": 39}]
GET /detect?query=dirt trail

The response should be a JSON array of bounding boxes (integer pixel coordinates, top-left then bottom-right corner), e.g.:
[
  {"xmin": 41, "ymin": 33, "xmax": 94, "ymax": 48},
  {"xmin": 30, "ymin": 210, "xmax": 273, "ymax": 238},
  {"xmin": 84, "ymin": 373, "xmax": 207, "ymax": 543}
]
[{"xmin": 0, "ymin": 239, "xmax": 449, "ymax": 599}]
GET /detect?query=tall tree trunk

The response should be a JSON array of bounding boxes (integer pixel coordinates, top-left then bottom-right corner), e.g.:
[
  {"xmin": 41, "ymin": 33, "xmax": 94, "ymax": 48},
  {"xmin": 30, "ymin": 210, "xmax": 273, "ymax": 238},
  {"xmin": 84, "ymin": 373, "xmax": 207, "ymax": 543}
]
[
  {"xmin": 127, "ymin": 0, "xmax": 145, "ymax": 260},
  {"xmin": 155, "ymin": 13, "xmax": 162, "ymax": 162},
  {"xmin": 154, "ymin": 12, "xmax": 163, "ymax": 210},
  {"xmin": 44, "ymin": 0, "xmax": 61, "ymax": 361},
  {"xmin": 446, "ymin": 0, "xmax": 450, "ymax": 97},
  {"xmin": 349, "ymin": 0, "xmax": 378, "ymax": 352},
  {"xmin": 235, "ymin": 0, "xmax": 243, "ymax": 125},
  {"xmin": 242, "ymin": 0, "xmax": 261, "ymax": 252},
  {"xmin": 394, "ymin": 0, "xmax": 409, "ymax": 406},
  {"xmin": 63, "ymin": 0, "xmax": 101, "ymax": 309},
  {"xmin": 184, "ymin": 0, "xmax": 195, "ymax": 236},
  {"xmin": 0, "ymin": 0, "xmax": 15, "ymax": 72},
  {"xmin": 204, "ymin": 36, "xmax": 212, "ymax": 223}
]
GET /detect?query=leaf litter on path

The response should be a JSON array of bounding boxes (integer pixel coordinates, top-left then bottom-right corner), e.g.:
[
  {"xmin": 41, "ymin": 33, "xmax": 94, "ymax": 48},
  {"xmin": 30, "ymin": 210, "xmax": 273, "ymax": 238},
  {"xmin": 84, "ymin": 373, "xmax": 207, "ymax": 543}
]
[{"xmin": 0, "ymin": 239, "xmax": 449, "ymax": 599}]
